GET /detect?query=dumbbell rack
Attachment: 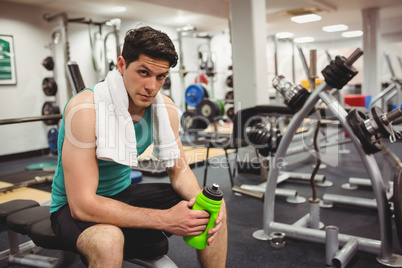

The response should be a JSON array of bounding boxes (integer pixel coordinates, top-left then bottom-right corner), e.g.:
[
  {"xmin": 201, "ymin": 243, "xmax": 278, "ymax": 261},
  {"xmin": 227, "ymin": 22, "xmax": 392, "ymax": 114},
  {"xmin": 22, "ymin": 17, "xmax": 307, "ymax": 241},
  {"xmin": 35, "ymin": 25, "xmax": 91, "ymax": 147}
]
[{"xmin": 253, "ymin": 49, "xmax": 402, "ymax": 267}]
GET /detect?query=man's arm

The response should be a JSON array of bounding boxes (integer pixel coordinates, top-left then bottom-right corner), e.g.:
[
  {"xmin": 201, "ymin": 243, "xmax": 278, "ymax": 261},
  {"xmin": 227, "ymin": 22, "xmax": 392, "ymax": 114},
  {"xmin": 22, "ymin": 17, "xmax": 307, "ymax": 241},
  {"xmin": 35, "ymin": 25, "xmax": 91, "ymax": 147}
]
[
  {"xmin": 163, "ymin": 95, "xmax": 227, "ymax": 246},
  {"xmin": 62, "ymin": 90, "xmax": 209, "ymax": 236},
  {"xmin": 162, "ymin": 95, "xmax": 202, "ymax": 199}
]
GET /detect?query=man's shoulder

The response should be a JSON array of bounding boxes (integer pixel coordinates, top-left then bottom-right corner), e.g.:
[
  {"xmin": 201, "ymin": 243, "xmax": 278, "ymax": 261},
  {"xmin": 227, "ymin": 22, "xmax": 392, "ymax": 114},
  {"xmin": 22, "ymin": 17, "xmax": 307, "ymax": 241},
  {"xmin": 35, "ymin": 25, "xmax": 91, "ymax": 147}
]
[{"xmin": 65, "ymin": 89, "xmax": 95, "ymax": 116}]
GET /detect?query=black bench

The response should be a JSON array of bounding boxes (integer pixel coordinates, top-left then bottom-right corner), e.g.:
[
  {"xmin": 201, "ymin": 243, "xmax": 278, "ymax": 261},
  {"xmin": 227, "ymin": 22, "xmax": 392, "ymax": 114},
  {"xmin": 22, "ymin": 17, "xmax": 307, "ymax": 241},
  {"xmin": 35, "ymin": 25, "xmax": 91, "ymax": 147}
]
[{"xmin": 0, "ymin": 199, "xmax": 178, "ymax": 267}]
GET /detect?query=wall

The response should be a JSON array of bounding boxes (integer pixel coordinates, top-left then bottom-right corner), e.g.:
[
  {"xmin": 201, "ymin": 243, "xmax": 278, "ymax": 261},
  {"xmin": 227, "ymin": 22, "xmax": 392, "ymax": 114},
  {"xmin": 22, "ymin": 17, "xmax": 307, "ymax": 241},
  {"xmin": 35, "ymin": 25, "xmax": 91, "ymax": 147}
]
[
  {"xmin": 0, "ymin": 2, "xmax": 54, "ymax": 156},
  {"xmin": 0, "ymin": 2, "xmax": 233, "ymax": 157}
]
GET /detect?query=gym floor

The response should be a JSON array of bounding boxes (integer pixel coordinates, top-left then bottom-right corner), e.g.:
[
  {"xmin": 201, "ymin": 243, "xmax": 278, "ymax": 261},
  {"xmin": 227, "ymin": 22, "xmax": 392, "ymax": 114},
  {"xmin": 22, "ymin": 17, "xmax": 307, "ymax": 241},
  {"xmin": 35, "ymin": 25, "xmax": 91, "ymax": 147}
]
[{"xmin": 1, "ymin": 129, "xmax": 402, "ymax": 267}]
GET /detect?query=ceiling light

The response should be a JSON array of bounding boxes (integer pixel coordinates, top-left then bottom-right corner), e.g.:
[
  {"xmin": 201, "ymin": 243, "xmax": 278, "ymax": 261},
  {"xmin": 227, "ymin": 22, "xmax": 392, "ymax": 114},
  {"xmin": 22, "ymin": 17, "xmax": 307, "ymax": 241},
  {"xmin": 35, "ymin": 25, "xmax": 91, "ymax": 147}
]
[
  {"xmin": 112, "ymin": 6, "xmax": 126, "ymax": 13},
  {"xmin": 341, "ymin": 30, "xmax": 363, "ymax": 38},
  {"xmin": 276, "ymin": 32, "xmax": 294, "ymax": 39},
  {"xmin": 291, "ymin": 14, "xmax": 321, "ymax": 24},
  {"xmin": 294, "ymin": 37, "xmax": 315, "ymax": 43},
  {"xmin": 322, "ymin": 24, "xmax": 348, "ymax": 32}
]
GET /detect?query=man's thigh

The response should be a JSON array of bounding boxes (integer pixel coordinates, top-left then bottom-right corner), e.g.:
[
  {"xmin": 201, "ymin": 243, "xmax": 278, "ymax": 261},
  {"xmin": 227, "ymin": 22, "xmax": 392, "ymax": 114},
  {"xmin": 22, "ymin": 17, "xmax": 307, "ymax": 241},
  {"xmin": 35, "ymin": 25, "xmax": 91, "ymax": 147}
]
[{"xmin": 50, "ymin": 183, "xmax": 183, "ymax": 256}]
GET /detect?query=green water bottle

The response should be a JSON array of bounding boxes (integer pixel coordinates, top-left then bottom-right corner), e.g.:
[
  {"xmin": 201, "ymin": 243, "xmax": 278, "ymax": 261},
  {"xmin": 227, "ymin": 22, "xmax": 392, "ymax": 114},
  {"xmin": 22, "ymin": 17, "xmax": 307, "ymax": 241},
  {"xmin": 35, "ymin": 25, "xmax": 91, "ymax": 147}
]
[{"xmin": 183, "ymin": 183, "xmax": 224, "ymax": 250}]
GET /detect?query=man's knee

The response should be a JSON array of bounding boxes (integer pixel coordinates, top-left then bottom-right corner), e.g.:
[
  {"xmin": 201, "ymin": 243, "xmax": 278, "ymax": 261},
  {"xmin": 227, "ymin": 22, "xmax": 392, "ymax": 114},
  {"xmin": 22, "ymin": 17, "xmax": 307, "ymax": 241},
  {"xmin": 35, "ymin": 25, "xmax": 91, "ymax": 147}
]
[{"xmin": 77, "ymin": 224, "xmax": 125, "ymax": 257}]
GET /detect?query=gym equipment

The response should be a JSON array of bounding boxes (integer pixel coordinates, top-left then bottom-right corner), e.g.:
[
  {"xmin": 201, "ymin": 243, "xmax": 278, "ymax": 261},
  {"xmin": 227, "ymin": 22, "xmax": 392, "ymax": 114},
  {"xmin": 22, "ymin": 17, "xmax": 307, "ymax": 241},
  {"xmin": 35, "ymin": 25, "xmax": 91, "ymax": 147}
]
[
  {"xmin": 66, "ymin": 61, "xmax": 86, "ymax": 93},
  {"xmin": 0, "ymin": 175, "xmax": 53, "ymax": 194},
  {"xmin": 225, "ymin": 75, "xmax": 233, "ymax": 88},
  {"xmin": 394, "ymin": 167, "xmax": 402, "ymax": 248},
  {"xmin": 253, "ymin": 48, "xmax": 402, "ymax": 267},
  {"xmin": 370, "ymin": 53, "xmax": 402, "ymax": 111},
  {"xmin": 197, "ymin": 98, "xmax": 224, "ymax": 121},
  {"xmin": 181, "ymin": 110, "xmax": 209, "ymax": 131},
  {"xmin": 272, "ymin": 75, "xmax": 310, "ymax": 113},
  {"xmin": 41, "ymin": 102, "xmax": 60, "ymax": 125},
  {"xmin": 185, "ymin": 84, "xmax": 209, "ymax": 107},
  {"xmin": 41, "ymin": 56, "xmax": 54, "ymax": 71},
  {"xmin": 246, "ymin": 122, "xmax": 282, "ymax": 157},
  {"xmin": 0, "ymin": 114, "xmax": 62, "ymax": 126},
  {"xmin": 184, "ymin": 183, "xmax": 223, "ymax": 250},
  {"xmin": 47, "ymin": 127, "xmax": 59, "ymax": 154},
  {"xmin": 346, "ymin": 106, "xmax": 402, "ymax": 154},
  {"xmin": 25, "ymin": 162, "xmax": 56, "ymax": 170},
  {"xmin": 226, "ymin": 106, "xmax": 235, "ymax": 120},
  {"xmin": 42, "ymin": 77, "xmax": 58, "ymax": 96},
  {"xmin": 0, "ymin": 199, "xmax": 178, "ymax": 268},
  {"xmin": 130, "ymin": 170, "xmax": 143, "ymax": 184},
  {"xmin": 194, "ymin": 73, "xmax": 208, "ymax": 85},
  {"xmin": 162, "ymin": 75, "xmax": 171, "ymax": 90}
]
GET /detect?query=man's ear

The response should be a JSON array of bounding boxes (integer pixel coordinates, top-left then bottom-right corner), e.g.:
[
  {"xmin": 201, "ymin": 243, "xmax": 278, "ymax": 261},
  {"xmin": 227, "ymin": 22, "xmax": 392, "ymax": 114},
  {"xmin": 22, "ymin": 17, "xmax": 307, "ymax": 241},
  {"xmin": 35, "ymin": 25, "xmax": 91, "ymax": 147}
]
[{"xmin": 117, "ymin": 56, "xmax": 125, "ymax": 73}]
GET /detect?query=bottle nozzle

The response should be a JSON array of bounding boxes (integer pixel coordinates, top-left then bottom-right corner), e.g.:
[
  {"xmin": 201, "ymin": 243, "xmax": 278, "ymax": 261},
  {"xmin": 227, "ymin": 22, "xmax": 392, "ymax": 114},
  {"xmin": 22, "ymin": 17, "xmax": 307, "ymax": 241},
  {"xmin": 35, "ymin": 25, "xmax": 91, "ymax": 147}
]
[
  {"xmin": 212, "ymin": 183, "xmax": 219, "ymax": 191},
  {"xmin": 203, "ymin": 183, "xmax": 224, "ymax": 201}
]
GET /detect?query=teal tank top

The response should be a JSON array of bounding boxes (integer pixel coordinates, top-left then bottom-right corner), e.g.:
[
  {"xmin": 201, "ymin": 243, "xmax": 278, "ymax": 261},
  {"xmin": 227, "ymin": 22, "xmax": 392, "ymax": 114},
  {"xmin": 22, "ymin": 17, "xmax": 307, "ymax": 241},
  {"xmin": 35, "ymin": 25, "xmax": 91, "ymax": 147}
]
[{"xmin": 50, "ymin": 87, "xmax": 153, "ymax": 213}]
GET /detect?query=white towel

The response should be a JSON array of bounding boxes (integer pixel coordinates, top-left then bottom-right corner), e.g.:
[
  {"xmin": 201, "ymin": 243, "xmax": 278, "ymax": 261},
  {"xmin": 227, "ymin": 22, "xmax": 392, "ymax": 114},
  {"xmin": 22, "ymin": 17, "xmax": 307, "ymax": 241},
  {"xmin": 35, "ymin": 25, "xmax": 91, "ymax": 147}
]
[{"xmin": 94, "ymin": 70, "xmax": 180, "ymax": 168}]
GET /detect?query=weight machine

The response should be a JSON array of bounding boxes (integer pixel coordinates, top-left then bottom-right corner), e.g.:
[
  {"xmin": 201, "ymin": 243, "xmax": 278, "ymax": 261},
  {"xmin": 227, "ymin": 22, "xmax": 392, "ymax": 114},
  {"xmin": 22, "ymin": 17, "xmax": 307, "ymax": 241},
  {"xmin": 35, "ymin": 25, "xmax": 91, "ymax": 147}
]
[
  {"xmin": 253, "ymin": 48, "xmax": 402, "ymax": 267},
  {"xmin": 370, "ymin": 53, "xmax": 402, "ymax": 112}
]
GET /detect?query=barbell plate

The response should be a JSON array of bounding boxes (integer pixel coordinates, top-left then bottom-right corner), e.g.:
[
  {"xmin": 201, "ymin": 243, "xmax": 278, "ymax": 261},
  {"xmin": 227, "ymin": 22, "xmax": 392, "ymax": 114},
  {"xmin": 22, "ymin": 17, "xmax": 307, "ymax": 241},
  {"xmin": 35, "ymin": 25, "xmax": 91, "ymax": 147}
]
[
  {"xmin": 226, "ymin": 75, "xmax": 233, "ymax": 88},
  {"xmin": 42, "ymin": 56, "xmax": 54, "ymax": 71},
  {"xmin": 42, "ymin": 102, "xmax": 61, "ymax": 126},
  {"xmin": 197, "ymin": 99, "xmax": 222, "ymax": 122},
  {"xmin": 42, "ymin": 77, "xmax": 58, "ymax": 96},
  {"xmin": 346, "ymin": 109, "xmax": 382, "ymax": 154},
  {"xmin": 216, "ymin": 99, "xmax": 225, "ymax": 116},
  {"xmin": 185, "ymin": 84, "xmax": 205, "ymax": 107},
  {"xmin": 181, "ymin": 110, "xmax": 208, "ymax": 131},
  {"xmin": 226, "ymin": 107, "xmax": 235, "ymax": 120},
  {"xmin": 47, "ymin": 127, "xmax": 59, "ymax": 154}
]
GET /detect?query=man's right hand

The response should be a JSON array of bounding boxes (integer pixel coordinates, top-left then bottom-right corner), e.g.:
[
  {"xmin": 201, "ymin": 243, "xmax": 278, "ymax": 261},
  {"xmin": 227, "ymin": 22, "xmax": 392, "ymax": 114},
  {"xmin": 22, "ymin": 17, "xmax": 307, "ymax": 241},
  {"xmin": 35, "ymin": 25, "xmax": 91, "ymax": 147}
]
[{"xmin": 163, "ymin": 198, "xmax": 210, "ymax": 237}]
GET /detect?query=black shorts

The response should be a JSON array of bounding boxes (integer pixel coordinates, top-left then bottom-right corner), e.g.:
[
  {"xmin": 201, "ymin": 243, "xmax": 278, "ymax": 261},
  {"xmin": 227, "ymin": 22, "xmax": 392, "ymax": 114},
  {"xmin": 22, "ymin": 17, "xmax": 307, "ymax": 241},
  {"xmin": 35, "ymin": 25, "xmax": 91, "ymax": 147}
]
[{"xmin": 50, "ymin": 183, "xmax": 183, "ymax": 260}]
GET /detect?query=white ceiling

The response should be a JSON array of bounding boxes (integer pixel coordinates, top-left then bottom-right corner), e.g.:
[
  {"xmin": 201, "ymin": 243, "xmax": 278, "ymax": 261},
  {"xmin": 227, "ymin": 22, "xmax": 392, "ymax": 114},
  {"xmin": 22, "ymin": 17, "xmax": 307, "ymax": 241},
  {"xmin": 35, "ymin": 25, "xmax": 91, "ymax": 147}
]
[{"xmin": 4, "ymin": 0, "xmax": 402, "ymax": 42}]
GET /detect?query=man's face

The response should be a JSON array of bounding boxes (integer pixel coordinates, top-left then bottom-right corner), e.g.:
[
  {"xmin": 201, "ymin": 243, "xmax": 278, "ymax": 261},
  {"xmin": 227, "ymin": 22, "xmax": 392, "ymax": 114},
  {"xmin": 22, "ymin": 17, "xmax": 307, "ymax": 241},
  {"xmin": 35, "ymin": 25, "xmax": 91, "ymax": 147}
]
[{"xmin": 117, "ymin": 54, "xmax": 170, "ymax": 112}]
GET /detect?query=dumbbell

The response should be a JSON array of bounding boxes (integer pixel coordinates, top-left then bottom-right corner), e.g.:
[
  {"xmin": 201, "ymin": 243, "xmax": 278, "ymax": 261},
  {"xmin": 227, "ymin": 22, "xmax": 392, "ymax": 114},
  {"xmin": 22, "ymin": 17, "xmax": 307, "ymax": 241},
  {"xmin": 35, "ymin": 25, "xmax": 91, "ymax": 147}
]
[{"xmin": 246, "ymin": 122, "xmax": 282, "ymax": 156}]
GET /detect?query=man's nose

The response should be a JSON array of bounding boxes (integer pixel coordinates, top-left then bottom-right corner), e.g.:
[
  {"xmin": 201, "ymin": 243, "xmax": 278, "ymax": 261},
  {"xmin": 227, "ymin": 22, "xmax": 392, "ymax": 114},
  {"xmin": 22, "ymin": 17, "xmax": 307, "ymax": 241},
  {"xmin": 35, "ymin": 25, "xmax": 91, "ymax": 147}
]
[{"xmin": 145, "ymin": 77, "xmax": 157, "ymax": 93}]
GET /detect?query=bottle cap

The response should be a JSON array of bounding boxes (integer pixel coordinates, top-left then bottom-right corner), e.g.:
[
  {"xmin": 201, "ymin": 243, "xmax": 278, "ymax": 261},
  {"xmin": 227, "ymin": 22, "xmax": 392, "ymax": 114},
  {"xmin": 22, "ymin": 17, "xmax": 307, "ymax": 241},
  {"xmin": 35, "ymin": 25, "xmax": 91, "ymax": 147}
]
[{"xmin": 203, "ymin": 183, "xmax": 224, "ymax": 201}]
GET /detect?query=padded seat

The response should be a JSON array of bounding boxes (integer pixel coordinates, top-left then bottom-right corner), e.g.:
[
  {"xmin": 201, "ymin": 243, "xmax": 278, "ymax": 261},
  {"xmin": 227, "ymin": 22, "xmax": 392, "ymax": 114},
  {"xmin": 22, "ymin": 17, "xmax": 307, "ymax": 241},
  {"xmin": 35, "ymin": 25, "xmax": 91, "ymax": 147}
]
[
  {"xmin": 0, "ymin": 199, "xmax": 39, "ymax": 225},
  {"xmin": 28, "ymin": 218, "xmax": 68, "ymax": 250},
  {"xmin": 7, "ymin": 206, "xmax": 51, "ymax": 235}
]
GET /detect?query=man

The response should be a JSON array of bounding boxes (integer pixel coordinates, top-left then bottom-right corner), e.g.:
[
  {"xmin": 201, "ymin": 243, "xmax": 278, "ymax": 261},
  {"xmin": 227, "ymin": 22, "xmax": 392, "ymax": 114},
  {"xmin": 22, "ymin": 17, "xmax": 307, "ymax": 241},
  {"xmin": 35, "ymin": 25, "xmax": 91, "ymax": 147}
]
[{"xmin": 50, "ymin": 26, "xmax": 227, "ymax": 267}]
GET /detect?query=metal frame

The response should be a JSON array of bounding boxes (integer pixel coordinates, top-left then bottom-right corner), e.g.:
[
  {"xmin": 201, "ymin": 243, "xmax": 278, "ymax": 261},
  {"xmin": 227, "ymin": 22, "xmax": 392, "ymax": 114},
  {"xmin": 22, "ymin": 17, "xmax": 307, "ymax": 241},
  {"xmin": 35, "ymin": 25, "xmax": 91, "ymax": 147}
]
[{"xmin": 253, "ymin": 52, "xmax": 402, "ymax": 266}]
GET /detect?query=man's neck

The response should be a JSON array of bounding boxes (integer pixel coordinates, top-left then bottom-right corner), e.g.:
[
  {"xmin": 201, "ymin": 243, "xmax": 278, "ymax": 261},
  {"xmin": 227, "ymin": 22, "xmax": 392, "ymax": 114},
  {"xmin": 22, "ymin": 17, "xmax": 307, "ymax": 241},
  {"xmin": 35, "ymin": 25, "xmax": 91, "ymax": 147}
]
[{"xmin": 128, "ymin": 99, "xmax": 147, "ymax": 123}]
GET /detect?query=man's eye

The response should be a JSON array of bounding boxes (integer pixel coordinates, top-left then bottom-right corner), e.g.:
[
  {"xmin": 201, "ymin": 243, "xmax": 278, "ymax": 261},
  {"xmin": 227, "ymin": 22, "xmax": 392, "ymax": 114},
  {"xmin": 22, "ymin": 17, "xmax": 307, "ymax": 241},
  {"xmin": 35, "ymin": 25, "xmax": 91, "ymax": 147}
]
[{"xmin": 139, "ymin": 70, "xmax": 148, "ymax": 75}]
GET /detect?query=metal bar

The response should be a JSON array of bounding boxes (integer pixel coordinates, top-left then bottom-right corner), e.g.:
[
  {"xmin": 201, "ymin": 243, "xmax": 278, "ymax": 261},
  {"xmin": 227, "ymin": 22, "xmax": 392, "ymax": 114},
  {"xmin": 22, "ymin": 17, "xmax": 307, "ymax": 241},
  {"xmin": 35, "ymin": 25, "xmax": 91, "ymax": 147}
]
[
  {"xmin": 269, "ymin": 222, "xmax": 381, "ymax": 255},
  {"xmin": 319, "ymin": 91, "xmax": 393, "ymax": 261},
  {"xmin": 320, "ymin": 91, "xmax": 393, "ymax": 260},
  {"xmin": 0, "ymin": 115, "xmax": 62, "ymax": 126},
  {"xmin": 332, "ymin": 238, "xmax": 359, "ymax": 268},
  {"xmin": 323, "ymin": 194, "xmax": 377, "ymax": 209},
  {"xmin": 326, "ymin": 226, "xmax": 339, "ymax": 266},
  {"xmin": 369, "ymin": 83, "xmax": 398, "ymax": 110},
  {"xmin": 384, "ymin": 53, "xmax": 396, "ymax": 78}
]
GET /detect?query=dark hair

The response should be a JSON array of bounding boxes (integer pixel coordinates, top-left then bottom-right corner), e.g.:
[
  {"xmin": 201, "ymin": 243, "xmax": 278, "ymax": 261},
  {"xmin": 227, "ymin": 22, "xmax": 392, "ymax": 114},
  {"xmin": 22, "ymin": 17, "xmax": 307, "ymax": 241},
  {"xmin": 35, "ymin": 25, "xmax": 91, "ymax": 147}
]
[{"xmin": 121, "ymin": 26, "xmax": 178, "ymax": 68}]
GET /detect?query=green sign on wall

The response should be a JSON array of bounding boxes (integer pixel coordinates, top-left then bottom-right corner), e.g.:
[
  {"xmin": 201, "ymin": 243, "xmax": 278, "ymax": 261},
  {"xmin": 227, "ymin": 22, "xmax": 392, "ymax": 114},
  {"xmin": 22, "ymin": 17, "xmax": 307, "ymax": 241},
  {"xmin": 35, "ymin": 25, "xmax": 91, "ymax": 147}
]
[{"xmin": 0, "ymin": 35, "xmax": 17, "ymax": 85}]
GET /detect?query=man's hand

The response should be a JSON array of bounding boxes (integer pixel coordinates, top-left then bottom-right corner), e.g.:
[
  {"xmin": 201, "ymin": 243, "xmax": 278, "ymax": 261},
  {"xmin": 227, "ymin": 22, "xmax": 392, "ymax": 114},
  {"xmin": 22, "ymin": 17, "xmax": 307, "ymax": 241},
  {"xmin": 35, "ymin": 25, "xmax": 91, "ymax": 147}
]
[
  {"xmin": 206, "ymin": 199, "xmax": 226, "ymax": 246},
  {"xmin": 164, "ymin": 198, "xmax": 210, "ymax": 236}
]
